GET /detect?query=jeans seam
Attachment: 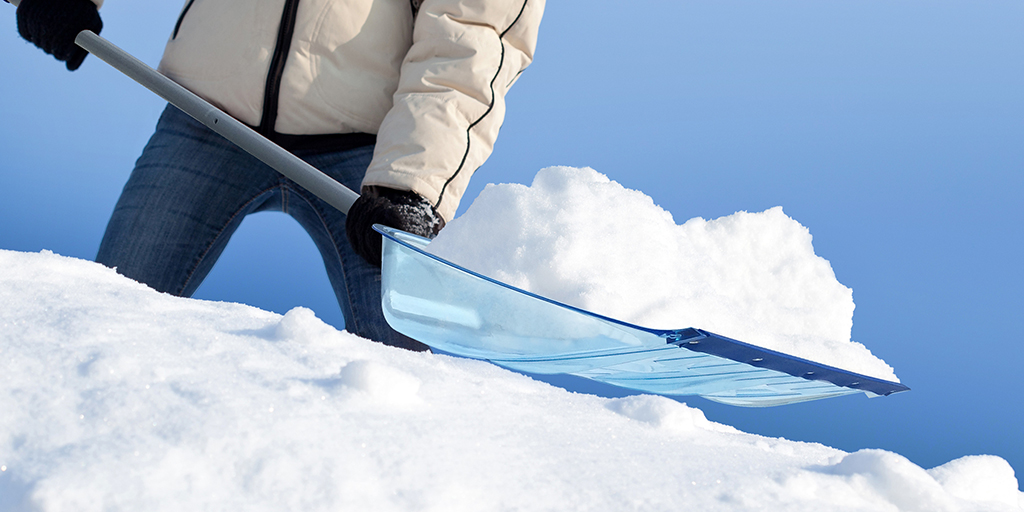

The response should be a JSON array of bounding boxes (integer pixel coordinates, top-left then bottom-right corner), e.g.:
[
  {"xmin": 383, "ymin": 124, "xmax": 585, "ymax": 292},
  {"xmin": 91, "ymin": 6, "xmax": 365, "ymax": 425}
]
[
  {"xmin": 287, "ymin": 183, "xmax": 363, "ymax": 334},
  {"xmin": 176, "ymin": 186, "xmax": 280, "ymax": 296}
]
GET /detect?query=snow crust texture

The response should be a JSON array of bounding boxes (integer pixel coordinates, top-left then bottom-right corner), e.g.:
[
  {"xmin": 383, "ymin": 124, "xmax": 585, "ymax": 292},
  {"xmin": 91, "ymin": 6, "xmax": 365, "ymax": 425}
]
[
  {"xmin": 428, "ymin": 166, "xmax": 898, "ymax": 381},
  {"xmin": 1, "ymin": 249, "xmax": 1020, "ymax": 511}
]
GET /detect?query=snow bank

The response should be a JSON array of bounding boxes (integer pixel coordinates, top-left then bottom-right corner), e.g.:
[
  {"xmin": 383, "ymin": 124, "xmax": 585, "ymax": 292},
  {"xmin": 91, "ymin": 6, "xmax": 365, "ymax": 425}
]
[
  {"xmin": 1, "ymin": 249, "xmax": 1020, "ymax": 511},
  {"xmin": 428, "ymin": 166, "xmax": 897, "ymax": 381}
]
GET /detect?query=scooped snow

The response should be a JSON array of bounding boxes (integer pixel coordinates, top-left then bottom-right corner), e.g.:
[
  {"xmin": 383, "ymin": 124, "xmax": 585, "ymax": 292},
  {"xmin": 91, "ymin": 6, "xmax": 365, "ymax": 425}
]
[
  {"xmin": 1, "ymin": 249, "xmax": 1020, "ymax": 511},
  {"xmin": 428, "ymin": 166, "xmax": 897, "ymax": 381}
]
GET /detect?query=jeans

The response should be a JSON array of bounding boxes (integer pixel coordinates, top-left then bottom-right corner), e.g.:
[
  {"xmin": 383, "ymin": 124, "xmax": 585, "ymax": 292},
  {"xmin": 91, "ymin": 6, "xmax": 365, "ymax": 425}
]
[{"xmin": 97, "ymin": 105, "xmax": 427, "ymax": 351}]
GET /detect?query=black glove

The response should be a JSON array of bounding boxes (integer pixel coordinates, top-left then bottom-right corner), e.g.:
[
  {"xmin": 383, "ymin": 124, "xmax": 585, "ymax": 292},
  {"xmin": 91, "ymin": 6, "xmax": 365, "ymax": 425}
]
[
  {"xmin": 346, "ymin": 186, "xmax": 445, "ymax": 266},
  {"xmin": 17, "ymin": 0, "xmax": 102, "ymax": 71}
]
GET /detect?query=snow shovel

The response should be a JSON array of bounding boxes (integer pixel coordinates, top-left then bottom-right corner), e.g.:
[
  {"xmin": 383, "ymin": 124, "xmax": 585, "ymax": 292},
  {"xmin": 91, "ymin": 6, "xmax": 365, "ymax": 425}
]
[
  {"xmin": 376, "ymin": 226, "xmax": 909, "ymax": 407},
  {"xmin": 16, "ymin": 5, "xmax": 908, "ymax": 406}
]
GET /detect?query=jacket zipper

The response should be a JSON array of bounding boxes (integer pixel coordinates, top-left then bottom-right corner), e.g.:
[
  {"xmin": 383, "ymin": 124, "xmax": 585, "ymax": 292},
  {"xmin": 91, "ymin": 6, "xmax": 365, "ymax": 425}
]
[
  {"xmin": 257, "ymin": 0, "xmax": 302, "ymax": 137},
  {"xmin": 172, "ymin": 0, "xmax": 196, "ymax": 40}
]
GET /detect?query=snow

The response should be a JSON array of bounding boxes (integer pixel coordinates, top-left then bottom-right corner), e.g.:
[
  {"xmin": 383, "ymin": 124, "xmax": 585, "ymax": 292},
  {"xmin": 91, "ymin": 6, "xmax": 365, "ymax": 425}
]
[
  {"xmin": 1, "ymin": 249, "xmax": 1021, "ymax": 511},
  {"xmin": 428, "ymin": 166, "xmax": 897, "ymax": 381}
]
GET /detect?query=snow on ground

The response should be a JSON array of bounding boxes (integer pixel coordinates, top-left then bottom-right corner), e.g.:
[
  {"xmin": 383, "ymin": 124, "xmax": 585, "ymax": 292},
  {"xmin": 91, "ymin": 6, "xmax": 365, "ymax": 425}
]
[
  {"xmin": 1, "ymin": 249, "xmax": 1020, "ymax": 511},
  {"xmin": 428, "ymin": 166, "xmax": 897, "ymax": 381}
]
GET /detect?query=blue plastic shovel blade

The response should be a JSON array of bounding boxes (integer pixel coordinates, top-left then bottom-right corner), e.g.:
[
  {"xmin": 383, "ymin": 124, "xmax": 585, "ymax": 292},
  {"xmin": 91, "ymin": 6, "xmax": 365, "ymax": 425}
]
[{"xmin": 376, "ymin": 225, "xmax": 909, "ymax": 407}]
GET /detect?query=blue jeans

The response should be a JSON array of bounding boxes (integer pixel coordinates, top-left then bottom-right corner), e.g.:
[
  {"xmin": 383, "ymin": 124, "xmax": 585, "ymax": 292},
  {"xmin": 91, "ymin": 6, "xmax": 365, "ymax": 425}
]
[{"xmin": 97, "ymin": 106, "xmax": 426, "ymax": 351}]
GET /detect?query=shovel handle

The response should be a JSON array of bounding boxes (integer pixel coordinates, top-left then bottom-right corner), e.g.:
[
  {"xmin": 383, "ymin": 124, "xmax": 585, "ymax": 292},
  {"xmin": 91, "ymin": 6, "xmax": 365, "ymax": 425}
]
[{"xmin": 7, "ymin": 0, "xmax": 360, "ymax": 214}]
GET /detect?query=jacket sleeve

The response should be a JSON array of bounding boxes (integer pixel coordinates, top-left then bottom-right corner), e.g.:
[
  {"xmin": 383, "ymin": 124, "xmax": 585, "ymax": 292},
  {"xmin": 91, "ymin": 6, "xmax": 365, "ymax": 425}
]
[{"xmin": 361, "ymin": 0, "xmax": 545, "ymax": 222}]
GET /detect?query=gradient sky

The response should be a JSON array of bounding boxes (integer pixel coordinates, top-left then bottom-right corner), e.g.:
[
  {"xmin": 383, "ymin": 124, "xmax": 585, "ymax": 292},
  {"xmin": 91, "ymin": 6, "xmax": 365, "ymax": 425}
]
[{"xmin": 2, "ymin": 0, "xmax": 1022, "ymax": 487}]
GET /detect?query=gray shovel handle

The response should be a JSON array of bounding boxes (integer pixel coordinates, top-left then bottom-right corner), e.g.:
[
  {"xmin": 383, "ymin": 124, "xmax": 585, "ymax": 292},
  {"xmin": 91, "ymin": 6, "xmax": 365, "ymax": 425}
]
[{"xmin": 8, "ymin": 0, "xmax": 359, "ymax": 213}]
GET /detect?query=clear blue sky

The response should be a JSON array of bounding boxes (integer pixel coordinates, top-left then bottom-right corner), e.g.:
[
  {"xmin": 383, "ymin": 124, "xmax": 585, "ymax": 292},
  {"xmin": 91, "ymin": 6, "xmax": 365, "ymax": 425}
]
[{"xmin": 2, "ymin": 0, "xmax": 1022, "ymax": 485}]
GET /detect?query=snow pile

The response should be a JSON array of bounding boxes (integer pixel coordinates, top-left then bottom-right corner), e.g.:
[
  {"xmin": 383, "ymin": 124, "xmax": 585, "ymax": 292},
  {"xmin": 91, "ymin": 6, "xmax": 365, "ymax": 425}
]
[
  {"xmin": 428, "ymin": 166, "xmax": 896, "ymax": 381},
  {"xmin": 1, "ymin": 249, "xmax": 1021, "ymax": 511}
]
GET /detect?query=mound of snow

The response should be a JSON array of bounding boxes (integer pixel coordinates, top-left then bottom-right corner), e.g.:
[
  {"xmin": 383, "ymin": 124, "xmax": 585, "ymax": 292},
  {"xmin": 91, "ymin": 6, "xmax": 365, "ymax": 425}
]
[
  {"xmin": 428, "ymin": 166, "xmax": 897, "ymax": 381},
  {"xmin": 1, "ymin": 249, "xmax": 1020, "ymax": 511}
]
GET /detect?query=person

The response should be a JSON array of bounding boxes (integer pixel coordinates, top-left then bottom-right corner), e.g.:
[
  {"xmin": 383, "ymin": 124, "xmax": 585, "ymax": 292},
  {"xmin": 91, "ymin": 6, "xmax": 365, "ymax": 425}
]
[{"xmin": 14, "ymin": 0, "xmax": 545, "ymax": 350}]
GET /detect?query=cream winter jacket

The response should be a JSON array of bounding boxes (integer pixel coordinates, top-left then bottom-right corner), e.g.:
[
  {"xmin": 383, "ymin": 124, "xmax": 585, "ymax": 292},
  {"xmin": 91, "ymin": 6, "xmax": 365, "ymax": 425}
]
[{"xmin": 156, "ymin": 0, "xmax": 544, "ymax": 221}]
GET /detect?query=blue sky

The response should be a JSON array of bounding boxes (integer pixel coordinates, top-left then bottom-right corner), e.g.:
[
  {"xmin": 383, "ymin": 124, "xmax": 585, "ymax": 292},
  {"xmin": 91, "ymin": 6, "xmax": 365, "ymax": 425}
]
[{"xmin": 3, "ymin": 0, "xmax": 1022, "ymax": 486}]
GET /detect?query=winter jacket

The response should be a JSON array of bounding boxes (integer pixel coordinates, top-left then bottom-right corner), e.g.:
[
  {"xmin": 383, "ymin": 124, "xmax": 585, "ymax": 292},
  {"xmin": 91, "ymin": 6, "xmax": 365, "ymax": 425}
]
[{"xmin": 150, "ymin": 0, "xmax": 543, "ymax": 221}]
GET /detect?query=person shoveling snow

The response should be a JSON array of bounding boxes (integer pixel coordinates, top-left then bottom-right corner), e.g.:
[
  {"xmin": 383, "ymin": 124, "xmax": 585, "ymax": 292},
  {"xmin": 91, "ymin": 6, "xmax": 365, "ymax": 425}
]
[
  {"xmin": 11, "ymin": 0, "xmax": 902, "ymax": 405},
  {"xmin": 10, "ymin": 0, "xmax": 546, "ymax": 350}
]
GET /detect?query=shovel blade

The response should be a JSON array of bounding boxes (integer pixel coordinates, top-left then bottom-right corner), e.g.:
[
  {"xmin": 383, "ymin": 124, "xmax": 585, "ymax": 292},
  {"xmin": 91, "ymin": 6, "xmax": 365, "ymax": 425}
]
[{"xmin": 376, "ymin": 225, "xmax": 908, "ymax": 407}]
